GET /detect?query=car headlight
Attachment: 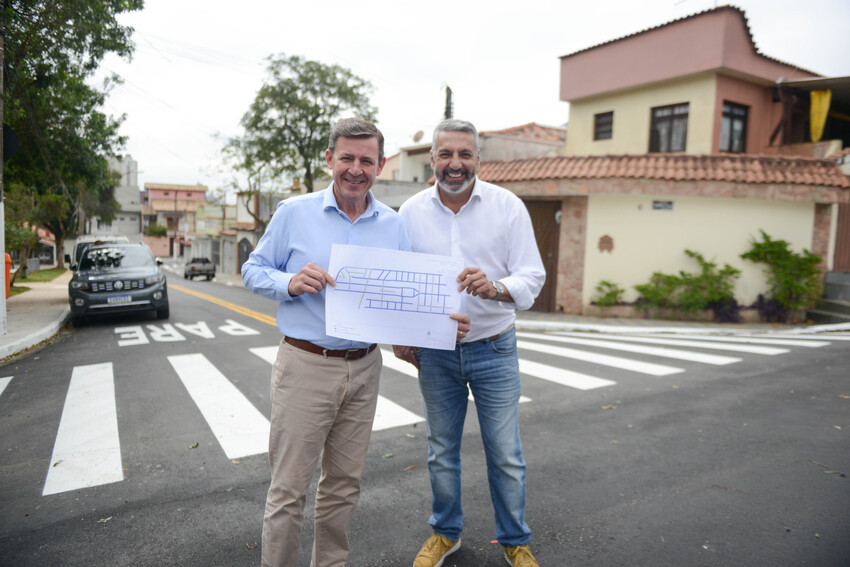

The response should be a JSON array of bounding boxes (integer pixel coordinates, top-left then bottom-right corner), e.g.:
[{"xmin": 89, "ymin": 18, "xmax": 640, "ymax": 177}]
[
  {"xmin": 70, "ymin": 280, "xmax": 89, "ymax": 290},
  {"xmin": 145, "ymin": 273, "xmax": 164, "ymax": 285}
]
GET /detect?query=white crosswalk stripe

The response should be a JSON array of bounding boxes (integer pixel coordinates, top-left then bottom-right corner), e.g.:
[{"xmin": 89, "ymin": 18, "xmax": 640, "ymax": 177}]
[
  {"xmin": 250, "ymin": 346, "xmax": 426, "ymax": 431},
  {"xmin": 518, "ymin": 359, "xmax": 615, "ymax": 390},
  {"xmin": 0, "ymin": 376, "xmax": 12, "ymax": 398},
  {"xmin": 635, "ymin": 333, "xmax": 830, "ymax": 348},
  {"xmin": 378, "ymin": 348, "xmax": 533, "ymax": 403},
  {"xmin": 551, "ymin": 333, "xmax": 790, "ymax": 355},
  {"xmin": 517, "ymin": 332, "xmax": 741, "ymax": 365},
  {"xmin": 24, "ymin": 329, "xmax": 839, "ymax": 497},
  {"xmin": 518, "ymin": 340, "xmax": 684, "ymax": 376},
  {"xmin": 378, "ymin": 349, "xmax": 418, "ymax": 378},
  {"xmin": 168, "ymin": 353, "xmax": 271, "ymax": 460},
  {"xmin": 744, "ymin": 333, "xmax": 847, "ymax": 342},
  {"xmin": 43, "ymin": 363, "xmax": 123, "ymax": 496}
]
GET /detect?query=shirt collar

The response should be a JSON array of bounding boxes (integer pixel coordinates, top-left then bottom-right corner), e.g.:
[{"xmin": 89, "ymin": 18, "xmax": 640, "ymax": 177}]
[{"xmin": 429, "ymin": 177, "xmax": 482, "ymax": 212}]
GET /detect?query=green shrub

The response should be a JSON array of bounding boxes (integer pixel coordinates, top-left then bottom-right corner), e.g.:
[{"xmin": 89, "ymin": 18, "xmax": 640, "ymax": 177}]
[
  {"xmin": 676, "ymin": 250, "xmax": 741, "ymax": 312},
  {"xmin": 592, "ymin": 280, "xmax": 625, "ymax": 307},
  {"xmin": 740, "ymin": 230, "xmax": 822, "ymax": 311},
  {"xmin": 634, "ymin": 249, "xmax": 741, "ymax": 321},
  {"xmin": 634, "ymin": 272, "xmax": 681, "ymax": 311},
  {"xmin": 145, "ymin": 224, "xmax": 168, "ymax": 237}
]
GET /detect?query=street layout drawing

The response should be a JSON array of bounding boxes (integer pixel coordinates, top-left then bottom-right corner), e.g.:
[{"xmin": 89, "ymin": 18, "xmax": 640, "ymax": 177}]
[
  {"xmin": 326, "ymin": 244, "xmax": 463, "ymax": 350},
  {"xmin": 333, "ymin": 266, "xmax": 453, "ymax": 315}
]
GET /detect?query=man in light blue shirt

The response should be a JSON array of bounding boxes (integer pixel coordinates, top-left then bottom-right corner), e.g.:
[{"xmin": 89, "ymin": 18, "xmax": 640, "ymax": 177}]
[{"xmin": 242, "ymin": 118, "xmax": 469, "ymax": 567}]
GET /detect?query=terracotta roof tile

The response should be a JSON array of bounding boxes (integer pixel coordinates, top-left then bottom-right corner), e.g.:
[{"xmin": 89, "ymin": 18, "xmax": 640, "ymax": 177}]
[
  {"xmin": 477, "ymin": 154, "xmax": 850, "ymax": 189},
  {"xmin": 479, "ymin": 122, "xmax": 566, "ymax": 144}
]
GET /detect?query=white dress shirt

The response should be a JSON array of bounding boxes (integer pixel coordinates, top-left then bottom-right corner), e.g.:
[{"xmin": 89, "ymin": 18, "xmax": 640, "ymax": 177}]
[{"xmin": 399, "ymin": 177, "xmax": 546, "ymax": 342}]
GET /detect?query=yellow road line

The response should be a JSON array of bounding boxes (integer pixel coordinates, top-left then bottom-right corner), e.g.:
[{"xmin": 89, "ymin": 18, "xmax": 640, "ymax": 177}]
[{"xmin": 170, "ymin": 284, "xmax": 277, "ymax": 327}]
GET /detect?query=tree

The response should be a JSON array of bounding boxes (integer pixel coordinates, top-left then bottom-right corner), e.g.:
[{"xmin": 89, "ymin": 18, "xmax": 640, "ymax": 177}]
[
  {"xmin": 3, "ymin": 183, "xmax": 40, "ymax": 284},
  {"xmin": 219, "ymin": 135, "xmax": 288, "ymax": 236},
  {"xmin": 225, "ymin": 54, "xmax": 377, "ymax": 195},
  {"xmin": 2, "ymin": 0, "xmax": 142, "ymax": 268}
]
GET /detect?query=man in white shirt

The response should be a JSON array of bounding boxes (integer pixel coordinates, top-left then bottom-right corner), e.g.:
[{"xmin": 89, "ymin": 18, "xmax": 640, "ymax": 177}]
[{"xmin": 396, "ymin": 119, "xmax": 546, "ymax": 567}]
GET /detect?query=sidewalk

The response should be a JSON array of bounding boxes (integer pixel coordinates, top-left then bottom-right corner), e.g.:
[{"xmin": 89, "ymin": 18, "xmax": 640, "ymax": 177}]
[
  {"xmin": 210, "ymin": 270, "xmax": 834, "ymax": 335},
  {"xmin": 0, "ymin": 270, "xmax": 72, "ymax": 360},
  {"xmin": 1, "ymin": 266, "xmax": 844, "ymax": 361}
]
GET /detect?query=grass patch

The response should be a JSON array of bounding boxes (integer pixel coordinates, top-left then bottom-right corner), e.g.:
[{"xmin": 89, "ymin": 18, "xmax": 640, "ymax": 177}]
[
  {"xmin": 8, "ymin": 285, "xmax": 31, "ymax": 297},
  {"xmin": 16, "ymin": 267, "xmax": 67, "ymax": 282}
]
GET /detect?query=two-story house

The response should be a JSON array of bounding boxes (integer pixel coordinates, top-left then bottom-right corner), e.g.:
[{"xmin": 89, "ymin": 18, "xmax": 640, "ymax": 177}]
[
  {"xmin": 141, "ymin": 182, "xmax": 208, "ymax": 257},
  {"xmin": 478, "ymin": 5, "xmax": 849, "ymax": 315}
]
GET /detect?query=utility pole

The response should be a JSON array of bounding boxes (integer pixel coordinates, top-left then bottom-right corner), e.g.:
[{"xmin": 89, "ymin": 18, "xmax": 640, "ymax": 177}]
[
  {"xmin": 444, "ymin": 86, "xmax": 453, "ymax": 120},
  {"xmin": 1, "ymin": 4, "xmax": 7, "ymax": 337}
]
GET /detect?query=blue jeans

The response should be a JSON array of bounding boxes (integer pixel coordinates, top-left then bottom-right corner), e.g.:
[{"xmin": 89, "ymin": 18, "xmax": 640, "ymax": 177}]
[{"xmin": 415, "ymin": 327, "xmax": 531, "ymax": 547}]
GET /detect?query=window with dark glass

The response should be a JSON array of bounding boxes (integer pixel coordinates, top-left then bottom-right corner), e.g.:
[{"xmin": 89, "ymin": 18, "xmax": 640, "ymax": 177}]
[
  {"xmin": 720, "ymin": 101, "xmax": 748, "ymax": 153},
  {"xmin": 594, "ymin": 111, "xmax": 613, "ymax": 140},
  {"xmin": 649, "ymin": 103, "xmax": 689, "ymax": 152}
]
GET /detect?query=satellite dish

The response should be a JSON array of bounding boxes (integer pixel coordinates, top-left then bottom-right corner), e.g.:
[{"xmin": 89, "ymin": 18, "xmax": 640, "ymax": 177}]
[{"xmin": 413, "ymin": 130, "xmax": 424, "ymax": 143}]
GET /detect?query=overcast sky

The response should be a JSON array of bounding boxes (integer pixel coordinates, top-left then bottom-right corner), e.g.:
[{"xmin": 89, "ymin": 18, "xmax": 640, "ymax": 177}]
[{"xmin": 95, "ymin": 0, "xmax": 850, "ymax": 194}]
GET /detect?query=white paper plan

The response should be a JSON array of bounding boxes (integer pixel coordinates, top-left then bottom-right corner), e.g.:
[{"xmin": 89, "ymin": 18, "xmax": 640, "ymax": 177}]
[{"xmin": 326, "ymin": 244, "xmax": 463, "ymax": 350}]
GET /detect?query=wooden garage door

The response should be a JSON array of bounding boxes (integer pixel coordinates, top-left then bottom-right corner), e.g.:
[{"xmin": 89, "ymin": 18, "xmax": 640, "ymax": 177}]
[
  {"xmin": 835, "ymin": 203, "xmax": 850, "ymax": 271},
  {"xmin": 524, "ymin": 200, "xmax": 561, "ymax": 312}
]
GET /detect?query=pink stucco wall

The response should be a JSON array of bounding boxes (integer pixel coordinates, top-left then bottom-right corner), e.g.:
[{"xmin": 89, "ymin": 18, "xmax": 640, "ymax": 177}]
[
  {"xmin": 143, "ymin": 236, "xmax": 169, "ymax": 257},
  {"xmin": 560, "ymin": 7, "xmax": 819, "ymax": 102},
  {"xmin": 712, "ymin": 74, "xmax": 781, "ymax": 154},
  {"xmin": 148, "ymin": 189, "xmax": 206, "ymax": 201}
]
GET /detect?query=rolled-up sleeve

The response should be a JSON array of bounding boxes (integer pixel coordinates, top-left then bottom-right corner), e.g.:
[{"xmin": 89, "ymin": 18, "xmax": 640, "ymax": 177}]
[
  {"xmin": 501, "ymin": 202, "xmax": 546, "ymax": 312},
  {"xmin": 241, "ymin": 203, "xmax": 295, "ymax": 303}
]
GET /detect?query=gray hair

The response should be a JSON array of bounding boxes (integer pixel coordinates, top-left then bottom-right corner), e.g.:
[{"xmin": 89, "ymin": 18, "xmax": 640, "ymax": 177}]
[
  {"xmin": 328, "ymin": 118, "xmax": 385, "ymax": 162},
  {"xmin": 432, "ymin": 119, "xmax": 480, "ymax": 152}
]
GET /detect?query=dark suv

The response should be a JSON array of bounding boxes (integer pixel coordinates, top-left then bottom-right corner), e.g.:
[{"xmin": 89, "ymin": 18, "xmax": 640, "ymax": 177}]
[{"xmin": 69, "ymin": 243, "xmax": 169, "ymax": 324}]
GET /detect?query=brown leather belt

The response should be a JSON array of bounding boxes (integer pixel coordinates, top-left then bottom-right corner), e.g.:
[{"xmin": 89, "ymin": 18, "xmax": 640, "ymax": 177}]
[
  {"xmin": 284, "ymin": 336, "xmax": 377, "ymax": 360},
  {"xmin": 470, "ymin": 324, "xmax": 515, "ymax": 343}
]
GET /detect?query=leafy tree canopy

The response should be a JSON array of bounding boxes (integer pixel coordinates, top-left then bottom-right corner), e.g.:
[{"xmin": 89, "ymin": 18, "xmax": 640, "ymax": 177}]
[
  {"xmin": 225, "ymin": 53, "xmax": 377, "ymax": 195},
  {"xmin": 3, "ymin": 0, "xmax": 143, "ymax": 268}
]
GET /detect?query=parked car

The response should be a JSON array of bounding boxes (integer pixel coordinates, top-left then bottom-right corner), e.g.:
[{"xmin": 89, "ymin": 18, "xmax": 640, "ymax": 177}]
[
  {"xmin": 184, "ymin": 257, "xmax": 216, "ymax": 280},
  {"xmin": 65, "ymin": 234, "xmax": 130, "ymax": 267},
  {"xmin": 68, "ymin": 243, "xmax": 169, "ymax": 324}
]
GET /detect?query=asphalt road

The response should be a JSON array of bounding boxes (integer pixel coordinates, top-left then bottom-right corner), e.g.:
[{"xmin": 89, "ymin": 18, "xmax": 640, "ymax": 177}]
[{"xmin": 1, "ymin": 273, "xmax": 848, "ymax": 566}]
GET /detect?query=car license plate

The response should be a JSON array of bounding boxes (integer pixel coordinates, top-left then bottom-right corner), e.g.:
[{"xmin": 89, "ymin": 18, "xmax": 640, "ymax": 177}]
[{"xmin": 107, "ymin": 294, "xmax": 132, "ymax": 304}]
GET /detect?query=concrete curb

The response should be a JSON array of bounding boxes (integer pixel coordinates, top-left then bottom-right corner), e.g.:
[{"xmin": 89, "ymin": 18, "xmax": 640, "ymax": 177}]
[{"xmin": 0, "ymin": 306, "xmax": 70, "ymax": 360}]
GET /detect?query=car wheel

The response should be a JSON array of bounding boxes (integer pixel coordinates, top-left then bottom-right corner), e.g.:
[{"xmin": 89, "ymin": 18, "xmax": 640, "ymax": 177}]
[
  {"xmin": 184, "ymin": 273, "xmax": 189, "ymax": 279},
  {"xmin": 156, "ymin": 305, "xmax": 170, "ymax": 319},
  {"xmin": 206, "ymin": 275, "xmax": 213, "ymax": 281},
  {"xmin": 71, "ymin": 315, "xmax": 86, "ymax": 327}
]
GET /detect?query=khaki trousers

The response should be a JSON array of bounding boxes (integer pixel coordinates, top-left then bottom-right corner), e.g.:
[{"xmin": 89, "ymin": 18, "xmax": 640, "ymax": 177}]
[{"xmin": 261, "ymin": 339, "xmax": 381, "ymax": 567}]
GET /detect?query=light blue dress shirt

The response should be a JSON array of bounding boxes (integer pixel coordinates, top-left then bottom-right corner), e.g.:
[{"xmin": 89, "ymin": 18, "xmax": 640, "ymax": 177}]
[{"xmin": 242, "ymin": 183, "xmax": 410, "ymax": 349}]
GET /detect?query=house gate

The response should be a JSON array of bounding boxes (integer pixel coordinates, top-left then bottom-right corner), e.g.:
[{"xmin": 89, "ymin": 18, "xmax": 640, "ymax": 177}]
[{"xmin": 523, "ymin": 200, "xmax": 561, "ymax": 312}]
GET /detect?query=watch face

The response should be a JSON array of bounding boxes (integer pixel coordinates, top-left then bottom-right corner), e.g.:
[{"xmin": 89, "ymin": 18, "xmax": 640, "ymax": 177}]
[{"xmin": 494, "ymin": 281, "xmax": 505, "ymax": 298}]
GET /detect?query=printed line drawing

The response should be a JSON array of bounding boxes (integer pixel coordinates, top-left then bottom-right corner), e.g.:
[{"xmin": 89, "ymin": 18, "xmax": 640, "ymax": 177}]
[{"xmin": 334, "ymin": 266, "xmax": 452, "ymax": 315}]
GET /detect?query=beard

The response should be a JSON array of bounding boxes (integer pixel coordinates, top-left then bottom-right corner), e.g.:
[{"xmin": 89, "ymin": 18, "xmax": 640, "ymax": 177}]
[{"xmin": 436, "ymin": 166, "xmax": 476, "ymax": 194}]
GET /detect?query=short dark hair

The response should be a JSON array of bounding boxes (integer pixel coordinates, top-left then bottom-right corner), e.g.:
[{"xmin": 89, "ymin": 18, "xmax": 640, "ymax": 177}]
[
  {"xmin": 432, "ymin": 119, "xmax": 479, "ymax": 152},
  {"xmin": 328, "ymin": 118, "xmax": 385, "ymax": 162}
]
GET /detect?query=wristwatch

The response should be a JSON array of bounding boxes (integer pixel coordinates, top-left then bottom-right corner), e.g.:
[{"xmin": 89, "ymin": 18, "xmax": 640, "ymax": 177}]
[{"xmin": 491, "ymin": 280, "xmax": 506, "ymax": 301}]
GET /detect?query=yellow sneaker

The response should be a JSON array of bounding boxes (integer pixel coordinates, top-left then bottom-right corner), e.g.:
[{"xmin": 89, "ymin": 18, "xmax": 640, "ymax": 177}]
[
  {"xmin": 413, "ymin": 533, "xmax": 461, "ymax": 567},
  {"xmin": 504, "ymin": 544, "xmax": 539, "ymax": 567}
]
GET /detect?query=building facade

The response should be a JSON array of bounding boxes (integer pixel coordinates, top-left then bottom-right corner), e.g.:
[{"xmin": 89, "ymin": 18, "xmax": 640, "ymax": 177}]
[
  {"xmin": 479, "ymin": 6, "xmax": 850, "ymax": 315},
  {"xmin": 142, "ymin": 182, "xmax": 208, "ymax": 257}
]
